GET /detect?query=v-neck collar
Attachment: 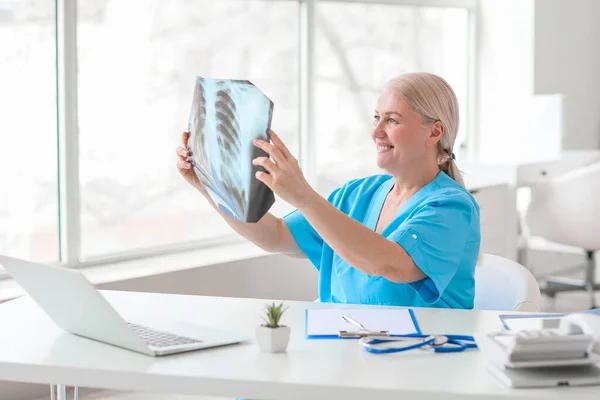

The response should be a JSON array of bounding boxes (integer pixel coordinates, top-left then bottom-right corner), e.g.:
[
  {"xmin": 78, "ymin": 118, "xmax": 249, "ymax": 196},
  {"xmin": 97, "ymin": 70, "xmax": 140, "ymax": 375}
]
[
  {"xmin": 366, "ymin": 173, "xmax": 442, "ymax": 236},
  {"xmin": 365, "ymin": 178, "xmax": 395, "ymax": 232}
]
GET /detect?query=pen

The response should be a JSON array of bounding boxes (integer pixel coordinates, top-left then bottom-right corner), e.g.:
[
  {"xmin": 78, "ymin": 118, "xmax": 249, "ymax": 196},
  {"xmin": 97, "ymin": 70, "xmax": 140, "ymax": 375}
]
[{"xmin": 341, "ymin": 314, "xmax": 367, "ymax": 331}]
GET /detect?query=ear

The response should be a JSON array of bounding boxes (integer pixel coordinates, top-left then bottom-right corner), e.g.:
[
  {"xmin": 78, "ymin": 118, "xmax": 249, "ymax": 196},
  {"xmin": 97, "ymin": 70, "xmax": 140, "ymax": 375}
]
[{"xmin": 425, "ymin": 120, "xmax": 444, "ymax": 147}]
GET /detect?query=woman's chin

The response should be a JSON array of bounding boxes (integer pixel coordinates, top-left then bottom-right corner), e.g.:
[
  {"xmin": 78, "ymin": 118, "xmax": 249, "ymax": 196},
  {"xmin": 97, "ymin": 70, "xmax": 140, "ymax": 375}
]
[
  {"xmin": 376, "ymin": 153, "xmax": 390, "ymax": 169},
  {"xmin": 377, "ymin": 153, "xmax": 401, "ymax": 173}
]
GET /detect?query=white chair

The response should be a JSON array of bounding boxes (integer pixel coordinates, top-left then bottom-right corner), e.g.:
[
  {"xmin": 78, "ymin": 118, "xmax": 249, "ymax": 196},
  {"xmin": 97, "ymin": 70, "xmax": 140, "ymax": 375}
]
[
  {"xmin": 474, "ymin": 254, "xmax": 542, "ymax": 312},
  {"xmin": 525, "ymin": 162, "xmax": 600, "ymax": 308}
]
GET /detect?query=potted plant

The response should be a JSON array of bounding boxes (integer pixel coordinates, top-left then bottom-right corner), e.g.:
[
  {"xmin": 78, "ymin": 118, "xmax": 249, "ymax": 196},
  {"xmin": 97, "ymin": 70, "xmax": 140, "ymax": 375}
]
[{"xmin": 255, "ymin": 301, "xmax": 291, "ymax": 353}]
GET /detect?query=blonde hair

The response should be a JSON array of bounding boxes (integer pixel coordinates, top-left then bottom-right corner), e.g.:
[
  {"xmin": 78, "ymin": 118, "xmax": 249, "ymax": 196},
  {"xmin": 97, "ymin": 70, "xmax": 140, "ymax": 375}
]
[{"xmin": 386, "ymin": 72, "xmax": 464, "ymax": 187}]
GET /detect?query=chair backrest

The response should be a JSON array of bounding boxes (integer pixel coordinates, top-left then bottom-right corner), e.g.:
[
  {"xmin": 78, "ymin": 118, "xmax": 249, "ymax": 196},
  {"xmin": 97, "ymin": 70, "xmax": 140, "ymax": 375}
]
[
  {"xmin": 526, "ymin": 162, "xmax": 600, "ymax": 250},
  {"xmin": 474, "ymin": 254, "xmax": 542, "ymax": 312}
]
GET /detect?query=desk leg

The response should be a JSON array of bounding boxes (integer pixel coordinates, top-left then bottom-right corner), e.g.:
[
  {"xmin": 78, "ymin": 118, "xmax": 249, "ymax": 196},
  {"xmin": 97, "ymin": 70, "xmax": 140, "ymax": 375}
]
[
  {"xmin": 50, "ymin": 384, "xmax": 78, "ymax": 400},
  {"xmin": 56, "ymin": 384, "xmax": 67, "ymax": 400}
]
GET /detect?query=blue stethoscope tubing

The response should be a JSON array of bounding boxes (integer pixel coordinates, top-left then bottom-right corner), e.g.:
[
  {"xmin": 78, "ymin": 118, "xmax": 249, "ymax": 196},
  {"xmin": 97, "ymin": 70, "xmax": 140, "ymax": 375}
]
[{"xmin": 359, "ymin": 334, "xmax": 478, "ymax": 354}]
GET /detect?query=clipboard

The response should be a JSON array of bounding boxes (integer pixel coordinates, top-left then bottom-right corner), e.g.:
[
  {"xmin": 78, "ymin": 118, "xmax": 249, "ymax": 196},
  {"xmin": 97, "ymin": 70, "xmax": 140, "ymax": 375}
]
[{"xmin": 305, "ymin": 308, "xmax": 422, "ymax": 339}]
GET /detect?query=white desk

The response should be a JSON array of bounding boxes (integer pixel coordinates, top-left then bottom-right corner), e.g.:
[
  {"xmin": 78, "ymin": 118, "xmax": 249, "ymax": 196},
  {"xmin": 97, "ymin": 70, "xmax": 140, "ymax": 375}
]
[
  {"xmin": 0, "ymin": 291, "xmax": 599, "ymax": 400},
  {"xmin": 459, "ymin": 150, "xmax": 600, "ymax": 188}
]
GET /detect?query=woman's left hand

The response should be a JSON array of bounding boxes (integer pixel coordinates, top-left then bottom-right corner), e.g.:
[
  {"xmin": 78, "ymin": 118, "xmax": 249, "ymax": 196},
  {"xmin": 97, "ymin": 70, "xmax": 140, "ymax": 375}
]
[{"xmin": 253, "ymin": 130, "xmax": 315, "ymax": 209}]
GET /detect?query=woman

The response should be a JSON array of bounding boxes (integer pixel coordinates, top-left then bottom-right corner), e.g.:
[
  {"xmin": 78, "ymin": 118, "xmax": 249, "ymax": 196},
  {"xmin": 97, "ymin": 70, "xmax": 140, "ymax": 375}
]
[{"xmin": 176, "ymin": 72, "xmax": 480, "ymax": 309}]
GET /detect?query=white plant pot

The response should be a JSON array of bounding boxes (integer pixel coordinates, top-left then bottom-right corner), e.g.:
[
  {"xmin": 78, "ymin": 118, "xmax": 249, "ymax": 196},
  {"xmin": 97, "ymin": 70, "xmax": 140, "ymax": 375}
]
[{"xmin": 255, "ymin": 325, "xmax": 291, "ymax": 353}]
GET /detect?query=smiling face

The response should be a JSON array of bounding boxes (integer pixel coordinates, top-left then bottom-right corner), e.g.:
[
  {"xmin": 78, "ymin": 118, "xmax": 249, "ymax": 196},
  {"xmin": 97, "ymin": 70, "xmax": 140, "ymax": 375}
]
[{"xmin": 371, "ymin": 87, "xmax": 440, "ymax": 174}]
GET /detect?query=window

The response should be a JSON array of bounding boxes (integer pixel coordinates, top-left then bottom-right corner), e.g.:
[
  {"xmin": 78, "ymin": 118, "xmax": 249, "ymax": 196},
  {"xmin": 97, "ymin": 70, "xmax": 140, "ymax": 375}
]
[
  {"xmin": 0, "ymin": 0, "xmax": 474, "ymax": 270},
  {"xmin": 77, "ymin": 0, "xmax": 299, "ymax": 258},
  {"xmin": 0, "ymin": 0, "xmax": 59, "ymax": 261},
  {"xmin": 314, "ymin": 2, "xmax": 469, "ymax": 191}
]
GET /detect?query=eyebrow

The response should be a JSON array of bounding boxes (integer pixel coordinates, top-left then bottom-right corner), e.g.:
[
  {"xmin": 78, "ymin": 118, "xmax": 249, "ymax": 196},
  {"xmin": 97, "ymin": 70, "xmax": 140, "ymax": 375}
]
[{"xmin": 374, "ymin": 111, "xmax": 403, "ymax": 117}]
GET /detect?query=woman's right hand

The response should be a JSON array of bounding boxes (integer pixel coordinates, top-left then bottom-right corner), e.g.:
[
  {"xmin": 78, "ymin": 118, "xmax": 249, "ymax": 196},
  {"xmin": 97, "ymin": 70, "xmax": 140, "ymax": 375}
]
[{"xmin": 176, "ymin": 131, "xmax": 207, "ymax": 197}]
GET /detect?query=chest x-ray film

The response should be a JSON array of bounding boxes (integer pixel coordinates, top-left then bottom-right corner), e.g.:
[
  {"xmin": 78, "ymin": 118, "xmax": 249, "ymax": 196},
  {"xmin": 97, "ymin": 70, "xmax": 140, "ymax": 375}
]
[{"xmin": 187, "ymin": 77, "xmax": 275, "ymax": 222}]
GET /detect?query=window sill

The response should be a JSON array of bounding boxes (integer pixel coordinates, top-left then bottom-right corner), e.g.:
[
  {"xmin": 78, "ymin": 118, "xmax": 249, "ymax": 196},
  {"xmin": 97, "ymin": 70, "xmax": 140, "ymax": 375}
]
[{"xmin": 0, "ymin": 241, "xmax": 269, "ymax": 303}]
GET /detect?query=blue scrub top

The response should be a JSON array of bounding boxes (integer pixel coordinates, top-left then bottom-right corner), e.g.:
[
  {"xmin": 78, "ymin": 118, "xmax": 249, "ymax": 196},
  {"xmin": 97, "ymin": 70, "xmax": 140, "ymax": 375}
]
[{"xmin": 283, "ymin": 171, "xmax": 480, "ymax": 309}]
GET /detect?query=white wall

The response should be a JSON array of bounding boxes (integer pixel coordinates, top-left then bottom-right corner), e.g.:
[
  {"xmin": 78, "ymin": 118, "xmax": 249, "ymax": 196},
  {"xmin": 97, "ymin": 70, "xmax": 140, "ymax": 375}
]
[
  {"xmin": 476, "ymin": 0, "xmax": 600, "ymax": 159},
  {"xmin": 533, "ymin": 0, "xmax": 600, "ymax": 150},
  {"xmin": 476, "ymin": 0, "xmax": 536, "ymax": 160}
]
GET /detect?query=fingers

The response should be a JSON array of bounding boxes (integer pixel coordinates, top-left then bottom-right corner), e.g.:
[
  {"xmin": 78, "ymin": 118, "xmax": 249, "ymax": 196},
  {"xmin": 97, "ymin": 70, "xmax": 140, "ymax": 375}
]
[
  {"xmin": 176, "ymin": 145, "xmax": 192, "ymax": 162},
  {"xmin": 252, "ymin": 157, "xmax": 278, "ymax": 174},
  {"xmin": 177, "ymin": 132, "xmax": 192, "ymax": 161},
  {"xmin": 177, "ymin": 132, "xmax": 192, "ymax": 169},
  {"xmin": 255, "ymin": 171, "xmax": 273, "ymax": 188},
  {"xmin": 181, "ymin": 131, "xmax": 190, "ymax": 148},
  {"xmin": 253, "ymin": 138, "xmax": 286, "ymax": 164},
  {"xmin": 177, "ymin": 159, "xmax": 192, "ymax": 171},
  {"xmin": 269, "ymin": 130, "xmax": 292, "ymax": 158}
]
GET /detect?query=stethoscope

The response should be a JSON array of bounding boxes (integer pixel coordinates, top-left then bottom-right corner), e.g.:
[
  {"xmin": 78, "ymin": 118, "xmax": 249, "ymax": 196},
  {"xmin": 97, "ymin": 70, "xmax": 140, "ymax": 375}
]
[
  {"xmin": 358, "ymin": 334, "xmax": 478, "ymax": 354},
  {"xmin": 341, "ymin": 314, "xmax": 477, "ymax": 354}
]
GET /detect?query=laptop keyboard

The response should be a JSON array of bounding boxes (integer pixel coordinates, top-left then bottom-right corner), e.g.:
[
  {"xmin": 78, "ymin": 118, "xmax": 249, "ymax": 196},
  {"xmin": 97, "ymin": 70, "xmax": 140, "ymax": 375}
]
[{"xmin": 127, "ymin": 322, "xmax": 203, "ymax": 348}]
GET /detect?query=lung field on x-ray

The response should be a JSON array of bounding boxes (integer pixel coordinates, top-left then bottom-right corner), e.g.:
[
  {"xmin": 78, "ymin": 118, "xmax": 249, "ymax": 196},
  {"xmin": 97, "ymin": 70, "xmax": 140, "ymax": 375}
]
[
  {"xmin": 189, "ymin": 80, "xmax": 217, "ymax": 194},
  {"xmin": 193, "ymin": 81, "xmax": 207, "ymax": 163},
  {"xmin": 187, "ymin": 77, "xmax": 275, "ymax": 222}
]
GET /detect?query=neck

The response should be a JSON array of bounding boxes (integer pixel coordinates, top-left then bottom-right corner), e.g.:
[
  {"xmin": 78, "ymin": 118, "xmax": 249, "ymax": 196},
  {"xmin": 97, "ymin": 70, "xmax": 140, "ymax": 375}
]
[{"xmin": 388, "ymin": 159, "xmax": 440, "ymax": 200}]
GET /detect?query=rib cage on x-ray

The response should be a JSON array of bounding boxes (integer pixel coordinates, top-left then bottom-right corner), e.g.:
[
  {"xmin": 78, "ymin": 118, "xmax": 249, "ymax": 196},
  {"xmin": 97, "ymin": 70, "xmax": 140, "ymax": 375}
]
[{"xmin": 187, "ymin": 77, "xmax": 275, "ymax": 222}]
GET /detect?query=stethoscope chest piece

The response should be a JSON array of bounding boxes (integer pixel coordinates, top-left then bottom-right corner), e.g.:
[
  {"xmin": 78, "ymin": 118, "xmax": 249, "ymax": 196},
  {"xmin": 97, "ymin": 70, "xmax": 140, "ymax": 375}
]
[{"xmin": 431, "ymin": 335, "xmax": 449, "ymax": 346}]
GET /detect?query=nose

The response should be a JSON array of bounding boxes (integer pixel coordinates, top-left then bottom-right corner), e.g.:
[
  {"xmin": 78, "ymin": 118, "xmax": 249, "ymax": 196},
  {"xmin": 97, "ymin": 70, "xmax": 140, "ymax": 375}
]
[{"xmin": 371, "ymin": 119, "xmax": 386, "ymax": 140}]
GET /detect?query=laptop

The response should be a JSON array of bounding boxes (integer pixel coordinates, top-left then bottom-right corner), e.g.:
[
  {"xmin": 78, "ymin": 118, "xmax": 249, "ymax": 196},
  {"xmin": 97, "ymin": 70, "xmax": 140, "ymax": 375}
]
[{"xmin": 0, "ymin": 255, "xmax": 248, "ymax": 356}]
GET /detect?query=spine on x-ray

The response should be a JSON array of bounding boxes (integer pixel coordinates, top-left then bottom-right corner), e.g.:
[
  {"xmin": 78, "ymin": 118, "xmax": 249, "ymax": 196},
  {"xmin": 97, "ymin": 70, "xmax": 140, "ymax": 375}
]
[{"xmin": 215, "ymin": 87, "xmax": 246, "ymax": 218}]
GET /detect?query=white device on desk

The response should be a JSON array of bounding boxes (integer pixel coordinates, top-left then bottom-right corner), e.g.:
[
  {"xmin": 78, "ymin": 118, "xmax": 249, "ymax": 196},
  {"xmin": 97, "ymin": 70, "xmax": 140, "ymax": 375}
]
[
  {"xmin": 475, "ymin": 313, "xmax": 600, "ymax": 388},
  {"xmin": 0, "ymin": 255, "xmax": 248, "ymax": 357}
]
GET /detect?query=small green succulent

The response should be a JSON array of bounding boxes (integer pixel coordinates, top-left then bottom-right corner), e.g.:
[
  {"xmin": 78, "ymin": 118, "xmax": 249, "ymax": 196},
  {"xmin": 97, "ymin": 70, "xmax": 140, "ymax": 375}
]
[{"xmin": 262, "ymin": 301, "xmax": 288, "ymax": 328}]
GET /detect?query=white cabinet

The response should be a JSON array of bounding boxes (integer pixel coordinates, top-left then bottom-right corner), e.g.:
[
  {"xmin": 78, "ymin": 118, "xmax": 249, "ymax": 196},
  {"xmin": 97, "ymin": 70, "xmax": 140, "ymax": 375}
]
[
  {"xmin": 460, "ymin": 150, "xmax": 600, "ymax": 263},
  {"xmin": 469, "ymin": 183, "xmax": 517, "ymax": 261}
]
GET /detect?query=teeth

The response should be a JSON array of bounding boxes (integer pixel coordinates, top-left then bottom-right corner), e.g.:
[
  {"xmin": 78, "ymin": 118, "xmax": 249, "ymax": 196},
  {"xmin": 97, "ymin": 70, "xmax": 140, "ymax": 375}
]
[{"xmin": 377, "ymin": 145, "xmax": 392, "ymax": 151}]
